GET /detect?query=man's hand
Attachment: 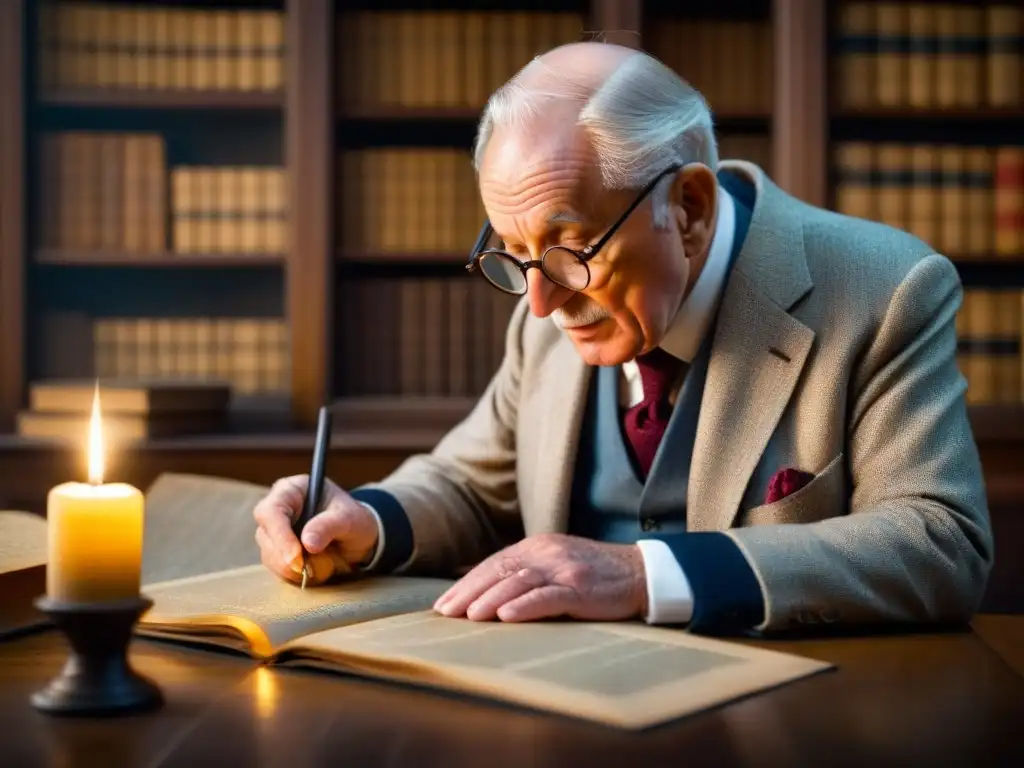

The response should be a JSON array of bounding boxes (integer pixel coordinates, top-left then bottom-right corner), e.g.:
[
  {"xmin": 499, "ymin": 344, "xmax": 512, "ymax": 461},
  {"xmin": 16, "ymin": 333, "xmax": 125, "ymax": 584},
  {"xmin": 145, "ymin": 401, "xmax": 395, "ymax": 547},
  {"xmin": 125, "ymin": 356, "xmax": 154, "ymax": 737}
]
[
  {"xmin": 433, "ymin": 533, "xmax": 648, "ymax": 622},
  {"xmin": 253, "ymin": 475, "xmax": 379, "ymax": 587}
]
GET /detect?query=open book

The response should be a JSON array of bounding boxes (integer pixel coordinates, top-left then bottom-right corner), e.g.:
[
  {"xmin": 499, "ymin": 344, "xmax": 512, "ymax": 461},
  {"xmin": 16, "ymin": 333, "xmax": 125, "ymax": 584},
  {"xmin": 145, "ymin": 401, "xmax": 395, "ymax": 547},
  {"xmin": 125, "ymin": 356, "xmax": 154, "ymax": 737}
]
[
  {"xmin": 0, "ymin": 509, "xmax": 49, "ymax": 637},
  {"xmin": 6, "ymin": 473, "xmax": 833, "ymax": 729}
]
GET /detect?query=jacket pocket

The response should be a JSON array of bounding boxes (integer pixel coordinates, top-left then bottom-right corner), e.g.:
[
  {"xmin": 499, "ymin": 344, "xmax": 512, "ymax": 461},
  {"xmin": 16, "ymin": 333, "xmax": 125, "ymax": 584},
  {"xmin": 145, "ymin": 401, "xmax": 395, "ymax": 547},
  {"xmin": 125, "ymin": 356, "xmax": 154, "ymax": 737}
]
[{"xmin": 740, "ymin": 452, "xmax": 847, "ymax": 527}]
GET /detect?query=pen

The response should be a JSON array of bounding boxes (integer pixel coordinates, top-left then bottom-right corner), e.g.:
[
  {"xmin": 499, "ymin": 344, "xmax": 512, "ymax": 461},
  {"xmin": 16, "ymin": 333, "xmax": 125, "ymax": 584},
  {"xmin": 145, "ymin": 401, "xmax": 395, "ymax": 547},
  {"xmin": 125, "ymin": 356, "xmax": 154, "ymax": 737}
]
[{"xmin": 292, "ymin": 405, "xmax": 333, "ymax": 589}]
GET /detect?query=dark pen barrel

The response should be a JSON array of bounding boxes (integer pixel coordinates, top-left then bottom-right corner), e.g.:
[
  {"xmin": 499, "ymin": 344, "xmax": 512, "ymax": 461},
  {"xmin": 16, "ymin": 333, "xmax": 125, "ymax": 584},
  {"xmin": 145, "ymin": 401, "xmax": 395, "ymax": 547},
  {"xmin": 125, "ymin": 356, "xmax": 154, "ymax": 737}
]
[{"xmin": 294, "ymin": 405, "xmax": 333, "ymax": 535}]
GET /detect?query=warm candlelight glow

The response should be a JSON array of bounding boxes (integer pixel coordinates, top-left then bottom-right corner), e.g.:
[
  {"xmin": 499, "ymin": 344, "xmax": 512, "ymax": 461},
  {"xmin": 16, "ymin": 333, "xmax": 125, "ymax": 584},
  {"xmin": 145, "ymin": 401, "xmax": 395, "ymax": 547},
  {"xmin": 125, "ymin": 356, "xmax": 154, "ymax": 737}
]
[
  {"xmin": 253, "ymin": 667, "xmax": 280, "ymax": 720},
  {"xmin": 88, "ymin": 381, "xmax": 104, "ymax": 485},
  {"xmin": 46, "ymin": 379, "xmax": 145, "ymax": 603}
]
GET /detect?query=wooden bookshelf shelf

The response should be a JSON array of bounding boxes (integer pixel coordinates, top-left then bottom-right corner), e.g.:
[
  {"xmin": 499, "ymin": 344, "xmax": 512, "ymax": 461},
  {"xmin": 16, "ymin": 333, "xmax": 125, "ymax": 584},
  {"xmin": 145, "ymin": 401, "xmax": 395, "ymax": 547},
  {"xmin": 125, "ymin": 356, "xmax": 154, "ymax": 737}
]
[
  {"xmin": 339, "ymin": 106, "xmax": 482, "ymax": 122},
  {"xmin": 969, "ymin": 404, "xmax": 1024, "ymax": 443},
  {"xmin": 337, "ymin": 251, "xmax": 467, "ymax": 265},
  {"xmin": 953, "ymin": 260, "xmax": 1024, "ymax": 287},
  {"xmin": 833, "ymin": 108, "xmax": 1024, "ymax": 121},
  {"xmin": 712, "ymin": 115, "xmax": 771, "ymax": 133},
  {"xmin": 33, "ymin": 250, "xmax": 286, "ymax": 268},
  {"xmin": 331, "ymin": 395, "xmax": 478, "ymax": 434},
  {"xmin": 38, "ymin": 88, "xmax": 285, "ymax": 110}
]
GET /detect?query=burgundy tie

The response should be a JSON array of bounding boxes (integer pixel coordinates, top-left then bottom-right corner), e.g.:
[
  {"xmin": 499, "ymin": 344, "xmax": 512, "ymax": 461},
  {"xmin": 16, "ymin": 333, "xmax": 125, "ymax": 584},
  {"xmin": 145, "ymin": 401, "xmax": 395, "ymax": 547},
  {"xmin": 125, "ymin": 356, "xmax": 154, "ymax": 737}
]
[{"xmin": 623, "ymin": 347, "xmax": 685, "ymax": 479}]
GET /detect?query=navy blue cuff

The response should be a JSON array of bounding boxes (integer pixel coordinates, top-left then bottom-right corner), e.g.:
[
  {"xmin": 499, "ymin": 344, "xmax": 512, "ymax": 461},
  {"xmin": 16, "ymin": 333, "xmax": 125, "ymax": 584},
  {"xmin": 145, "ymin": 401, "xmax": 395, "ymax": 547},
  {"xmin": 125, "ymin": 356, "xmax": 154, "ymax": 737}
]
[
  {"xmin": 649, "ymin": 532, "xmax": 764, "ymax": 634},
  {"xmin": 349, "ymin": 488, "xmax": 414, "ymax": 574}
]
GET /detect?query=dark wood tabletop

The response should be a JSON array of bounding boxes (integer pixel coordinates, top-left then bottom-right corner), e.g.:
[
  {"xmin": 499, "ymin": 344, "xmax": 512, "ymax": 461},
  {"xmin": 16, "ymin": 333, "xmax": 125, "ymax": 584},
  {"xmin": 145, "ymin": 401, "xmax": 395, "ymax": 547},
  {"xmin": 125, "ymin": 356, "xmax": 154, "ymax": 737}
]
[{"xmin": 2, "ymin": 619, "xmax": 1023, "ymax": 768}]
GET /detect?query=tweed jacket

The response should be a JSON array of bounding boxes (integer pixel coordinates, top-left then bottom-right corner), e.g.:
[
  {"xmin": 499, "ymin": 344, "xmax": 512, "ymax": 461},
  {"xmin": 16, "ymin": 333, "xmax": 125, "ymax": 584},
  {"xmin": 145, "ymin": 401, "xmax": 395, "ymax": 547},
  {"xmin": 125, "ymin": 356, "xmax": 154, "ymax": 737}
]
[{"xmin": 357, "ymin": 160, "xmax": 994, "ymax": 633}]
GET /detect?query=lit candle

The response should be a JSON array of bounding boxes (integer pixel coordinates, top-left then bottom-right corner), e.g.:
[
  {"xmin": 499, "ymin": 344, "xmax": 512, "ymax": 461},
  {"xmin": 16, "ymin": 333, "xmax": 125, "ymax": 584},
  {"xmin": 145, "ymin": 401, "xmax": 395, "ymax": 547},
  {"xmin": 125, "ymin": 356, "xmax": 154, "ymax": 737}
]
[{"xmin": 46, "ymin": 383, "xmax": 145, "ymax": 603}]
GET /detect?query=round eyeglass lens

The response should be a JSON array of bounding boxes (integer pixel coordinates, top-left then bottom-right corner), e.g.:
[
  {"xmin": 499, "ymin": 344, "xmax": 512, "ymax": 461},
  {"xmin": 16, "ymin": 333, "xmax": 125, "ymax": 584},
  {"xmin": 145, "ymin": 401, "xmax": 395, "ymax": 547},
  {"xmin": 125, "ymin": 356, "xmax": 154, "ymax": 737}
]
[
  {"xmin": 479, "ymin": 251, "xmax": 527, "ymax": 294},
  {"xmin": 542, "ymin": 246, "xmax": 590, "ymax": 290}
]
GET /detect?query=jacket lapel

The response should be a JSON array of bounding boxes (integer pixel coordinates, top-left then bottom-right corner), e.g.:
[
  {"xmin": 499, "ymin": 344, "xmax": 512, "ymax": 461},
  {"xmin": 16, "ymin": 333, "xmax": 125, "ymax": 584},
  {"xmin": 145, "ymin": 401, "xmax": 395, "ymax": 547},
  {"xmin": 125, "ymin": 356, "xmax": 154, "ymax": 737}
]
[
  {"xmin": 528, "ymin": 335, "xmax": 592, "ymax": 535},
  {"xmin": 688, "ymin": 164, "xmax": 816, "ymax": 532}
]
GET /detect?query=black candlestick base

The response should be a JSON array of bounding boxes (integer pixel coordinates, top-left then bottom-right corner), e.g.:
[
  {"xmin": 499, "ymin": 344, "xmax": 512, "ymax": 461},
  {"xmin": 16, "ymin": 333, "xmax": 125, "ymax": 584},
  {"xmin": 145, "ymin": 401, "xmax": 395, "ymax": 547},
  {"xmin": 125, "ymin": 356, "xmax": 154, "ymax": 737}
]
[{"xmin": 31, "ymin": 595, "xmax": 163, "ymax": 716}]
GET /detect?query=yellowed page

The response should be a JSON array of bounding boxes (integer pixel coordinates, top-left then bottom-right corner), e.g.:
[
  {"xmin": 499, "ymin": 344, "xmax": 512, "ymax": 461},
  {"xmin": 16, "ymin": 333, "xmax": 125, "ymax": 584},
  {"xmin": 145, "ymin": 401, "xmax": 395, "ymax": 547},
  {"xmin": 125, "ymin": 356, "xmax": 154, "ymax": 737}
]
[
  {"xmin": 0, "ymin": 510, "xmax": 48, "ymax": 574},
  {"xmin": 0, "ymin": 510, "xmax": 49, "ymax": 637},
  {"xmin": 141, "ymin": 472, "xmax": 268, "ymax": 585},
  {"xmin": 282, "ymin": 611, "xmax": 833, "ymax": 730},
  {"xmin": 140, "ymin": 564, "xmax": 451, "ymax": 657}
]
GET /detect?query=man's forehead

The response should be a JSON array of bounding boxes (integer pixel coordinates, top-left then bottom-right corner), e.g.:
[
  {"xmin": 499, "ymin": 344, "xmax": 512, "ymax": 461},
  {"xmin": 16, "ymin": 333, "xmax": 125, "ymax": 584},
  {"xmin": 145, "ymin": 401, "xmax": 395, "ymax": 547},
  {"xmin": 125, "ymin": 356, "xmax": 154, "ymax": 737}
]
[
  {"xmin": 481, "ymin": 123, "xmax": 594, "ymax": 180},
  {"xmin": 478, "ymin": 125, "xmax": 600, "ymax": 221}
]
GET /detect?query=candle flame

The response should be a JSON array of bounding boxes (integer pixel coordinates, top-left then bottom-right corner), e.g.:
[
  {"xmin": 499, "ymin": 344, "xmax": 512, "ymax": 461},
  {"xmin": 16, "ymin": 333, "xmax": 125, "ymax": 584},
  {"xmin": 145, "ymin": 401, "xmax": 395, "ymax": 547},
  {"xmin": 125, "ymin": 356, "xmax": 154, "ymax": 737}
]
[{"xmin": 88, "ymin": 381, "xmax": 104, "ymax": 485}]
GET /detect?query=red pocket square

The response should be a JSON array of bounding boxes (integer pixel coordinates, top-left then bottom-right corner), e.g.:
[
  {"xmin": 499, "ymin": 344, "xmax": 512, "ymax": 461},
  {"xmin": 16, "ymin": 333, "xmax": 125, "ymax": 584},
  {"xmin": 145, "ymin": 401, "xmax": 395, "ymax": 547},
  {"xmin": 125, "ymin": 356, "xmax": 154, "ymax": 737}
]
[{"xmin": 765, "ymin": 468, "xmax": 816, "ymax": 505}]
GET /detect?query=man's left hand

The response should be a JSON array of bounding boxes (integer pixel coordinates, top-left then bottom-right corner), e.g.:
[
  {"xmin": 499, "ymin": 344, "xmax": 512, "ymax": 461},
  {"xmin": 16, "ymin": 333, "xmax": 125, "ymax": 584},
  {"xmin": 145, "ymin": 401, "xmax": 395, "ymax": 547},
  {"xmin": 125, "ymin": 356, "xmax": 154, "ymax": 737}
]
[{"xmin": 433, "ymin": 533, "xmax": 648, "ymax": 622}]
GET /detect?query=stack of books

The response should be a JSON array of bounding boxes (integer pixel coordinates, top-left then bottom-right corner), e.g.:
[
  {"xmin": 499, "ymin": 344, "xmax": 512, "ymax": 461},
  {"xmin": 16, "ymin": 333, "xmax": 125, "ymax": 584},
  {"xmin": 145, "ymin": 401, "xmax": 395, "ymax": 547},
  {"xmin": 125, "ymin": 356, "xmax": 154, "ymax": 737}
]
[{"xmin": 16, "ymin": 379, "xmax": 232, "ymax": 444}]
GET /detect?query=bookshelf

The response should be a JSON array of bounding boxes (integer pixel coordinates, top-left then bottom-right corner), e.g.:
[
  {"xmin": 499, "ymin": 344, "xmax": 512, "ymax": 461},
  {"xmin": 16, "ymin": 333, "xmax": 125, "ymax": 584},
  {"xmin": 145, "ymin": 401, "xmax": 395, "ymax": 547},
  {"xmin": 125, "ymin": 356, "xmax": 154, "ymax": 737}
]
[
  {"xmin": 0, "ymin": 2, "xmax": 1019, "ymax": 464},
  {"xmin": 0, "ymin": 0, "xmax": 1019, "ymax": 439},
  {"xmin": 4, "ymin": 0, "xmax": 296, "ymax": 433},
  {"xmin": 38, "ymin": 87, "xmax": 285, "ymax": 109},
  {"xmin": 825, "ymin": 0, "xmax": 1024, "ymax": 433},
  {"xmin": 643, "ymin": 0, "xmax": 774, "ymax": 175}
]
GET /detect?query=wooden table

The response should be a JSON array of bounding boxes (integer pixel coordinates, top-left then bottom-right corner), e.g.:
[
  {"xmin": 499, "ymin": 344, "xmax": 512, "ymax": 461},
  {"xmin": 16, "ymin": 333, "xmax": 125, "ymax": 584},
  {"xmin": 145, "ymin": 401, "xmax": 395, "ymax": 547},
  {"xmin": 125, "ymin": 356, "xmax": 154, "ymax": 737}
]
[{"xmin": 2, "ymin": 619, "xmax": 1023, "ymax": 767}]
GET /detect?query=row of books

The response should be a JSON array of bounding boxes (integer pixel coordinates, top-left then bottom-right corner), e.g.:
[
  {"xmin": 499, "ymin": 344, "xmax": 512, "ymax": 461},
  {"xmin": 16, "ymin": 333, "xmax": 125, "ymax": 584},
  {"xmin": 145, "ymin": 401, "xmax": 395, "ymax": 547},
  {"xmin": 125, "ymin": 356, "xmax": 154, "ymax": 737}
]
[
  {"xmin": 93, "ymin": 317, "xmax": 290, "ymax": 396},
  {"xmin": 39, "ymin": 132, "xmax": 288, "ymax": 255},
  {"xmin": 338, "ymin": 282, "xmax": 1022, "ymax": 405},
  {"xmin": 172, "ymin": 167, "xmax": 287, "ymax": 255},
  {"xmin": 338, "ymin": 149, "xmax": 484, "ymax": 256},
  {"xmin": 17, "ymin": 379, "xmax": 232, "ymax": 444},
  {"xmin": 833, "ymin": 143, "xmax": 1024, "ymax": 258},
  {"xmin": 836, "ymin": 3, "xmax": 1023, "ymax": 109},
  {"xmin": 40, "ymin": 132, "xmax": 166, "ymax": 253},
  {"xmin": 337, "ymin": 276, "xmax": 520, "ymax": 399},
  {"xmin": 39, "ymin": 2, "xmax": 285, "ymax": 93},
  {"xmin": 958, "ymin": 289, "xmax": 1022, "ymax": 404},
  {"xmin": 336, "ymin": 11, "xmax": 584, "ymax": 111},
  {"xmin": 644, "ymin": 19, "xmax": 773, "ymax": 117},
  {"xmin": 51, "ymin": 285, "xmax": 1021, "ymax": 410},
  {"xmin": 718, "ymin": 135, "xmax": 773, "ymax": 178},
  {"xmin": 337, "ymin": 135, "xmax": 772, "ymax": 258}
]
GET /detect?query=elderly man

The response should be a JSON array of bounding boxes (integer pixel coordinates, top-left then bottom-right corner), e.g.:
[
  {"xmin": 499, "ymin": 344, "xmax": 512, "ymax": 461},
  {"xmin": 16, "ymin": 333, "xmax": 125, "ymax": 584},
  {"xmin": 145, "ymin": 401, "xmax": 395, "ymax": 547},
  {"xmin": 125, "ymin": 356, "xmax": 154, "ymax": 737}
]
[{"xmin": 253, "ymin": 42, "xmax": 993, "ymax": 635}]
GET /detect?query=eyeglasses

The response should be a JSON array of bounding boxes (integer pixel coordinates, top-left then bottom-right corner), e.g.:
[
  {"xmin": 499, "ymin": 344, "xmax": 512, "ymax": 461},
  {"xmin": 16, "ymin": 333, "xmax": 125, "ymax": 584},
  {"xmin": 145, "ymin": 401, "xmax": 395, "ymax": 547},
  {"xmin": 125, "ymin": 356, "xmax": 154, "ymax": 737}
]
[{"xmin": 465, "ymin": 164, "xmax": 683, "ymax": 295}]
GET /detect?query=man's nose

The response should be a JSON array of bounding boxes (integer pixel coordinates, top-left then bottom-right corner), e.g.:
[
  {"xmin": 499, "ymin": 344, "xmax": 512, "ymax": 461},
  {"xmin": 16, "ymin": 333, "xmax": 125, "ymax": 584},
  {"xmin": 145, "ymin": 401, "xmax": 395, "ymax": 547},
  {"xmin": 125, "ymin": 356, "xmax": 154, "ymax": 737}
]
[{"xmin": 525, "ymin": 268, "xmax": 574, "ymax": 318}]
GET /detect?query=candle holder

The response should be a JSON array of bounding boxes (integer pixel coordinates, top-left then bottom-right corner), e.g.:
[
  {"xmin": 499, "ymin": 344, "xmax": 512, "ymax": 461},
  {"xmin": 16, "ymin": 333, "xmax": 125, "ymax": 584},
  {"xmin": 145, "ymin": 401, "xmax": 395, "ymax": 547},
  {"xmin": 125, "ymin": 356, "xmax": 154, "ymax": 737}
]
[{"xmin": 31, "ymin": 595, "xmax": 163, "ymax": 716}]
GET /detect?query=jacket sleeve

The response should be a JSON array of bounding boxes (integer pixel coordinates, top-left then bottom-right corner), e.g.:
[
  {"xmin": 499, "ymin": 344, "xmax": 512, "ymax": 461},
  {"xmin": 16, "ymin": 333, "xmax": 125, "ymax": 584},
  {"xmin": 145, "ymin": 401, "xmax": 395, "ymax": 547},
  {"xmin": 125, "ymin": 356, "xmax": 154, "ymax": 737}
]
[
  {"xmin": 349, "ymin": 299, "xmax": 530, "ymax": 577},
  {"xmin": 721, "ymin": 254, "xmax": 994, "ymax": 632}
]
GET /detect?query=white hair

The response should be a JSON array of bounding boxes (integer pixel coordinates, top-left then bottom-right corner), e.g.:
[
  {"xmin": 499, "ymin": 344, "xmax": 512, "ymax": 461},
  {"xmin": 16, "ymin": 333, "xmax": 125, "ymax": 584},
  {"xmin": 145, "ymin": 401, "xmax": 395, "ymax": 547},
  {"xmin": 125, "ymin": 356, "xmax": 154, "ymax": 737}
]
[{"xmin": 472, "ymin": 49, "xmax": 719, "ymax": 228}]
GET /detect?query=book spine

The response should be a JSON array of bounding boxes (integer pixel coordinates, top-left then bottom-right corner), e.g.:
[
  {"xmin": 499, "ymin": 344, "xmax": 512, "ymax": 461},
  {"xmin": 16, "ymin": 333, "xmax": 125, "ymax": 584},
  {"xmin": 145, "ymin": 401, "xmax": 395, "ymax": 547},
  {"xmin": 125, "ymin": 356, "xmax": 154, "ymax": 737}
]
[
  {"xmin": 124, "ymin": 134, "xmax": 145, "ymax": 252},
  {"xmin": 987, "ymin": 6, "xmax": 1022, "ymax": 108},
  {"xmin": 955, "ymin": 6, "xmax": 984, "ymax": 108},
  {"xmin": 874, "ymin": 4, "xmax": 906, "ymax": 108},
  {"xmin": 875, "ymin": 143, "xmax": 908, "ymax": 232},
  {"xmin": 934, "ymin": 6, "xmax": 959, "ymax": 108},
  {"xmin": 964, "ymin": 148, "xmax": 994, "ymax": 257},
  {"xmin": 837, "ymin": 3, "xmax": 876, "ymax": 109},
  {"xmin": 151, "ymin": 9, "xmax": 171, "ymax": 90},
  {"xmin": 994, "ymin": 147, "xmax": 1024, "ymax": 257},
  {"xmin": 260, "ymin": 10, "xmax": 284, "ymax": 91},
  {"xmin": 939, "ymin": 146, "xmax": 967, "ymax": 259},
  {"xmin": 908, "ymin": 144, "xmax": 938, "ymax": 249},
  {"xmin": 906, "ymin": 4, "xmax": 935, "ymax": 108},
  {"xmin": 834, "ymin": 142, "xmax": 876, "ymax": 221},
  {"xmin": 236, "ymin": 11, "xmax": 259, "ymax": 92}
]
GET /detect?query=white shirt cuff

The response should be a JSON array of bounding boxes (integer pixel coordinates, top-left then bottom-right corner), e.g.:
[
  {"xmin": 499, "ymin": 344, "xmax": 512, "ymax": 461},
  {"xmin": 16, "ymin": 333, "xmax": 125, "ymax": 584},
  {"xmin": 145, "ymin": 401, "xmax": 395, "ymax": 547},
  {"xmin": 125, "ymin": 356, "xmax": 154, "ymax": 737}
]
[
  {"xmin": 355, "ymin": 502, "xmax": 386, "ymax": 572},
  {"xmin": 636, "ymin": 539, "xmax": 694, "ymax": 625}
]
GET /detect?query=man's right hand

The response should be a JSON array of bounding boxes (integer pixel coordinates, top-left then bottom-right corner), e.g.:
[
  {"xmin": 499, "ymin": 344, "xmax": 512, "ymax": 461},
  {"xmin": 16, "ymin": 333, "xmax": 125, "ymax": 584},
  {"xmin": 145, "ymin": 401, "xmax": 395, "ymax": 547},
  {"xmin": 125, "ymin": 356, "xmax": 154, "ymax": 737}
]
[{"xmin": 253, "ymin": 475, "xmax": 380, "ymax": 587}]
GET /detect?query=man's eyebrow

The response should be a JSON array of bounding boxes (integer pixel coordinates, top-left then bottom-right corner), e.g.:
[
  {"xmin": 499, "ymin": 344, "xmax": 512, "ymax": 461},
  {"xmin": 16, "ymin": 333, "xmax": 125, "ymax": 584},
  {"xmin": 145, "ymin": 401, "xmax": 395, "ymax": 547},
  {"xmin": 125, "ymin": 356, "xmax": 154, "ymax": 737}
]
[{"xmin": 547, "ymin": 210, "xmax": 583, "ymax": 225}]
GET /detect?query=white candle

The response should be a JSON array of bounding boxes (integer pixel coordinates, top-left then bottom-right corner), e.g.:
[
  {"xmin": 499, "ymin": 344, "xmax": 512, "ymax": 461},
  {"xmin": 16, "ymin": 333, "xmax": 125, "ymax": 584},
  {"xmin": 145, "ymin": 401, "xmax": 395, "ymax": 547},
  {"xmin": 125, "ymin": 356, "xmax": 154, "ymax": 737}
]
[{"xmin": 46, "ymin": 384, "xmax": 144, "ymax": 603}]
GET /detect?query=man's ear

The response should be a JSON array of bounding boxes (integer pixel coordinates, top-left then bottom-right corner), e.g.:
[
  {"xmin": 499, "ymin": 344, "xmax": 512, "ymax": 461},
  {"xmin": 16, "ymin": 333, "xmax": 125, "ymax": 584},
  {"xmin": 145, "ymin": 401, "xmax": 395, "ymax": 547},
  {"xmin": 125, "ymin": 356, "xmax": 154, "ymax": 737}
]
[{"xmin": 671, "ymin": 164, "xmax": 718, "ymax": 259}]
